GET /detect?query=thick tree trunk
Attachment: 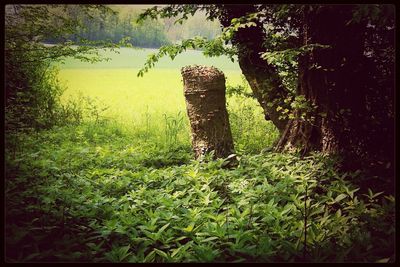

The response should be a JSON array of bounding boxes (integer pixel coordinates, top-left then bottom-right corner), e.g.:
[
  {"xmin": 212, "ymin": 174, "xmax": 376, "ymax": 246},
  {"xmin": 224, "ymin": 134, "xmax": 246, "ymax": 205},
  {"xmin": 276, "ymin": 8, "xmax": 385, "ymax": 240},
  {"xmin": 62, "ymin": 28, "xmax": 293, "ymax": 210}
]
[
  {"xmin": 237, "ymin": 45, "xmax": 289, "ymax": 132},
  {"xmin": 181, "ymin": 65, "xmax": 235, "ymax": 159},
  {"xmin": 219, "ymin": 5, "xmax": 288, "ymax": 133},
  {"xmin": 275, "ymin": 5, "xmax": 367, "ymax": 157}
]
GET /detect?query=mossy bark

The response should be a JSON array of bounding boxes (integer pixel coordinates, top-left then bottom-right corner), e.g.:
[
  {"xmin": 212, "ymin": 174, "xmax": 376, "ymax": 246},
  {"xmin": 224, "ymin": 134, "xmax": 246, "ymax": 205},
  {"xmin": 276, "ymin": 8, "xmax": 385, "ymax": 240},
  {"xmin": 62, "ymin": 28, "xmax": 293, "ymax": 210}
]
[
  {"xmin": 181, "ymin": 65, "xmax": 235, "ymax": 159},
  {"xmin": 218, "ymin": 5, "xmax": 289, "ymax": 133},
  {"xmin": 275, "ymin": 6, "xmax": 367, "ymax": 157}
]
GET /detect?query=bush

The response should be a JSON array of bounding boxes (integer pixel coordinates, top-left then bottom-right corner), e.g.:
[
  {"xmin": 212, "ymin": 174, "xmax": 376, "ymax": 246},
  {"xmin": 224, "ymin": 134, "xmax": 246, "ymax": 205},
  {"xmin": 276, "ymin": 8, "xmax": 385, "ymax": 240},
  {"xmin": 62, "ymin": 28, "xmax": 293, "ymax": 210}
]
[
  {"xmin": 5, "ymin": 49, "xmax": 78, "ymax": 133},
  {"xmin": 5, "ymin": 5, "xmax": 119, "ymax": 134}
]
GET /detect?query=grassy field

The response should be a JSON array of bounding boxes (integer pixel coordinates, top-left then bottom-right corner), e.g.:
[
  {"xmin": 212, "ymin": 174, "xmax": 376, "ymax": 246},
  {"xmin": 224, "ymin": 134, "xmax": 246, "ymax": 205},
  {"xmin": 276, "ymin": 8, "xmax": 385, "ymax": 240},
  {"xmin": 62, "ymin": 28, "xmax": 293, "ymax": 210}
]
[{"xmin": 57, "ymin": 47, "xmax": 278, "ymax": 152}]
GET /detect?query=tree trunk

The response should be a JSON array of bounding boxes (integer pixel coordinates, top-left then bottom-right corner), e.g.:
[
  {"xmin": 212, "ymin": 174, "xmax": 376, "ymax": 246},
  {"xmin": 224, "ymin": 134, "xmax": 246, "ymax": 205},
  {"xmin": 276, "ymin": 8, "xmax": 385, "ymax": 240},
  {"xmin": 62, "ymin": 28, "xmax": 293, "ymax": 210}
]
[
  {"xmin": 181, "ymin": 65, "xmax": 235, "ymax": 159},
  {"xmin": 219, "ymin": 5, "xmax": 289, "ymax": 133},
  {"xmin": 275, "ymin": 5, "xmax": 367, "ymax": 158}
]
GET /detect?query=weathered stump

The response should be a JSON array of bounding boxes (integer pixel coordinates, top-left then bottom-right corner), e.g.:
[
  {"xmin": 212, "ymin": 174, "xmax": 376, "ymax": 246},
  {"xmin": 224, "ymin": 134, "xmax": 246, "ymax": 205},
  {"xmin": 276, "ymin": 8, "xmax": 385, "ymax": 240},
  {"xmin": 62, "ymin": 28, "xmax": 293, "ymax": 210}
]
[{"xmin": 181, "ymin": 65, "xmax": 235, "ymax": 159}]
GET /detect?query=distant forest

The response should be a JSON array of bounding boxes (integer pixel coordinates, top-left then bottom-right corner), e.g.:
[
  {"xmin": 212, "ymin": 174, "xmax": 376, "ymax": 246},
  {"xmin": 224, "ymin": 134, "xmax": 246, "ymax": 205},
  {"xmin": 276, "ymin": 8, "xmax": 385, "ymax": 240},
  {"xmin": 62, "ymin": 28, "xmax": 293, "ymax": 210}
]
[{"xmin": 44, "ymin": 5, "xmax": 221, "ymax": 48}]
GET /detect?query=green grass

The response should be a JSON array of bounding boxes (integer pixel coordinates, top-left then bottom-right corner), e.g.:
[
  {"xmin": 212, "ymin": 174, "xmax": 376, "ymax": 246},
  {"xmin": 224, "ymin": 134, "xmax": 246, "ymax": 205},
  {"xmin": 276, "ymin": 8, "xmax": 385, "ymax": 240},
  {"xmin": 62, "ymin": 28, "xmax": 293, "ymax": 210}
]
[
  {"xmin": 59, "ymin": 68, "xmax": 242, "ymax": 120},
  {"xmin": 57, "ymin": 47, "xmax": 277, "ymax": 152}
]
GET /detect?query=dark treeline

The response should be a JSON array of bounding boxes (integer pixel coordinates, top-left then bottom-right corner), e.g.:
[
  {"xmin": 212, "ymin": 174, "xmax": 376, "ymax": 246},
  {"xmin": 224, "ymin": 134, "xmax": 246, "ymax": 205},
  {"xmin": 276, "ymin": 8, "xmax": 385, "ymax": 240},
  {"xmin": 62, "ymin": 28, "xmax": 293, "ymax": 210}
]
[
  {"xmin": 44, "ymin": 6, "xmax": 170, "ymax": 48},
  {"xmin": 44, "ymin": 5, "xmax": 221, "ymax": 48}
]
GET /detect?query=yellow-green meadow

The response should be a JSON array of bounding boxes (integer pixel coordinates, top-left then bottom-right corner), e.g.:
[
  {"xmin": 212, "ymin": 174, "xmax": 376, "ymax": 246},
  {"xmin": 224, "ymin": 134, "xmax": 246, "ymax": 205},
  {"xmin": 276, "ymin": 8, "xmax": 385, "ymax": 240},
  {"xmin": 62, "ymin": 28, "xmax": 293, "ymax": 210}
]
[{"xmin": 57, "ymin": 47, "xmax": 278, "ymax": 151}]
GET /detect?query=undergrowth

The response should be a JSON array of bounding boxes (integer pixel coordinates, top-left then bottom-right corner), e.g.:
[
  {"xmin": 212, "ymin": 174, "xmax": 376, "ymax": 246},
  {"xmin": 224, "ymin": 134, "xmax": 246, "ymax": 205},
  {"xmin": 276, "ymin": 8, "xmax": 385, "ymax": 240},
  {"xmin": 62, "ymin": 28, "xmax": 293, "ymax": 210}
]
[{"xmin": 5, "ymin": 120, "xmax": 395, "ymax": 263}]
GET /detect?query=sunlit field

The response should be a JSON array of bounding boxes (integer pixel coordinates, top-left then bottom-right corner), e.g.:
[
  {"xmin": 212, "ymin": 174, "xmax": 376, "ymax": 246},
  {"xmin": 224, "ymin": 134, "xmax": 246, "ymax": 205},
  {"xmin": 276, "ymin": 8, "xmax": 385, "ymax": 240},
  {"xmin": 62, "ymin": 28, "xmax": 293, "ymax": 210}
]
[{"xmin": 57, "ymin": 47, "xmax": 278, "ymax": 152}]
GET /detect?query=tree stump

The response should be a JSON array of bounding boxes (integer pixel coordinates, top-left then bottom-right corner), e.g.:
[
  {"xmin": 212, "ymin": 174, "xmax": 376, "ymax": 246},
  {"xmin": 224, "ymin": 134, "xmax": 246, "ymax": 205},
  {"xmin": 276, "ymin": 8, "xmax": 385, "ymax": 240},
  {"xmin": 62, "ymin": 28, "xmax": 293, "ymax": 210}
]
[{"xmin": 181, "ymin": 65, "xmax": 235, "ymax": 160}]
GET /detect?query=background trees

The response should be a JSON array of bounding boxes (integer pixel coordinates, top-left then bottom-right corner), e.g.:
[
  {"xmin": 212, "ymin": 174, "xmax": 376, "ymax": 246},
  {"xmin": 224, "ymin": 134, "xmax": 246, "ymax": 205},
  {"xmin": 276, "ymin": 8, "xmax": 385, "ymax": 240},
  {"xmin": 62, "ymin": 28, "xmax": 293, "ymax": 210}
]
[
  {"xmin": 42, "ymin": 5, "xmax": 221, "ymax": 49},
  {"xmin": 5, "ymin": 5, "xmax": 126, "ymax": 132}
]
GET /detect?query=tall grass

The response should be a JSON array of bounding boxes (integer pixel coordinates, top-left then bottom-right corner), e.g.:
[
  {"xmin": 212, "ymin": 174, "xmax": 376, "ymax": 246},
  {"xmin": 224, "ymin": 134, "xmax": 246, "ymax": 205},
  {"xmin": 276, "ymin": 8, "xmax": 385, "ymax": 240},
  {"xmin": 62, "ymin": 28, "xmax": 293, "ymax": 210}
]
[{"xmin": 57, "ymin": 48, "xmax": 279, "ymax": 153}]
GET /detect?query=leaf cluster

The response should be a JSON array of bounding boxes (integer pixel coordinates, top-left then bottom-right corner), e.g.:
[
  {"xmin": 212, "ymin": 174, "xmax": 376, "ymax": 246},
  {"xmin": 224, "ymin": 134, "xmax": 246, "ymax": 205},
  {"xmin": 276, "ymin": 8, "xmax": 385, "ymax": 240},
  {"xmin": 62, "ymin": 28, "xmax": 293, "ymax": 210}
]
[{"xmin": 137, "ymin": 36, "xmax": 236, "ymax": 77}]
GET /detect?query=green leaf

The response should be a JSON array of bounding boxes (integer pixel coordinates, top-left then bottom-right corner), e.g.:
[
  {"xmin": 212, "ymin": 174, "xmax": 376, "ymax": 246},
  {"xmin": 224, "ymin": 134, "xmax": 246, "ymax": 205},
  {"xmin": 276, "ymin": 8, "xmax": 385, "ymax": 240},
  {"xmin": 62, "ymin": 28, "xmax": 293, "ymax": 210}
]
[
  {"xmin": 268, "ymin": 198, "xmax": 275, "ymax": 207},
  {"xmin": 372, "ymin": 191, "xmax": 384, "ymax": 199},
  {"xmin": 280, "ymin": 207, "xmax": 291, "ymax": 216},
  {"xmin": 375, "ymin": 257, "xmax": 390, "ymax": 263},
  {"xmin": 158, "ymin": 222, "xmax": 170, "ymax": 235},
  {"xmin": 118, "ymin": 245, "xmax": 131, "ymax": 261},
  {"xmin": 335, "ymin": 209, "xmax": 342, "ymax": 217},
  {"xmin": 200, "ymin": 236, "xmax": 219, "ymax": 243},
  {"xmin": 171, "ymin": 245, "xmax": 187, "ymax": 258},
  {"xmin": 144, "ymin": 250, "xmax": 156, "ymax": 263},
  {"xmin": 335, "ymin": 194, "xmax": 347, "ymax": 203},
  {"xmin": 320, "ymin": 213, "xmax": 330, "ymax": 226},
  {"xmin": 154, "ymin": 248, "xmax": 169, "ymax": 260},
  {"xmin": 183, "ymin": 222, "xmax": 195, "ymax": 233}
]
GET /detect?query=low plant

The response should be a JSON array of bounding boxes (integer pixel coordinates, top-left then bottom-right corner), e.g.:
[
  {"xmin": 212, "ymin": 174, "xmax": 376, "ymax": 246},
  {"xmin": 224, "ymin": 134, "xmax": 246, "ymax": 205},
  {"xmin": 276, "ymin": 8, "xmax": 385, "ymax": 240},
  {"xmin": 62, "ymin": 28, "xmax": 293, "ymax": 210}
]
[{"xmin": 5, "ymin": 124, "xmax": 395, "ymax": 263}]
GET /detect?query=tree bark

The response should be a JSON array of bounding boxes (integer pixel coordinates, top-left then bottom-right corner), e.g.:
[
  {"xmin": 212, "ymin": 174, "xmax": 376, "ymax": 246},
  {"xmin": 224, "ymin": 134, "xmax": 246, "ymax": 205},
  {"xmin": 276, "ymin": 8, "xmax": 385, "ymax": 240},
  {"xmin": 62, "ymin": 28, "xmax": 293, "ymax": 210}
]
[
  {"xmin": 219, "ymin": 5, "xmax": 289, "ymax": 133},
  {"xmin": 181, "ymin": 65, "xmax": 235, "ymax": 159},
  {"xmin": 275, "ymin": 5, "xmax": 367, "ymax": 157}
]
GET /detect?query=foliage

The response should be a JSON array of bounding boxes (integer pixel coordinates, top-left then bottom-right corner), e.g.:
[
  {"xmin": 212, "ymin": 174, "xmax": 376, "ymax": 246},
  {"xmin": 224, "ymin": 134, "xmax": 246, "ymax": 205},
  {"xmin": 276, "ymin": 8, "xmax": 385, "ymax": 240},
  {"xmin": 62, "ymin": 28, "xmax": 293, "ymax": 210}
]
[
  {"xmin": 162, "ymin": 11, "xmax": 221, "ymax": 43},
  {"xmin": 42, "ymin": 5, "xmax": 221, "ymax": 49},
  {"xmin": 45, "ymin": 5, "xmax": 172, "ymax": 49},
  {"xmin": 260, "ymin": 44, "xmax": 331, "ymax": 94},
  {"xmin": 137, "ymin": 36, "xmax": 237, "ymax": 77},
  {"xmin": 226, "ymin": 76, "xmax": 254, "ymax": 99},
  {"xmin": 137, "ymin": 6, "xmax": 299, "ymax": 78},
  {"xmin": 136, "ymin": 5, "xmax": 273, "ymax": 77},
  {"xmin": 5, "ymin": 5, "xmax": 125, "ymax": 64},
  {"xmin": 5, "ymin": 123, "xmax": 395, "ymax": 262},
  {"xmin": 5, "ymin": 4, "xmax": 128, "ymax": 133},
  {"xmin": 5, "ymin": 62, "xmax": 64, "ymax": 131}
]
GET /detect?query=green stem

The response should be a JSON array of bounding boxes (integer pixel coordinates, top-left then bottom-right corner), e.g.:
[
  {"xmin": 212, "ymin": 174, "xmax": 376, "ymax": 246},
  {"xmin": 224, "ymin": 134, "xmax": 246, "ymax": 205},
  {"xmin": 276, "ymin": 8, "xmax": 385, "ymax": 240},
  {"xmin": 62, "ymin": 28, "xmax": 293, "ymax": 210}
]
[{"xmin": 303, "ymin": 182, "xmax": 308, "ymax": 261}]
